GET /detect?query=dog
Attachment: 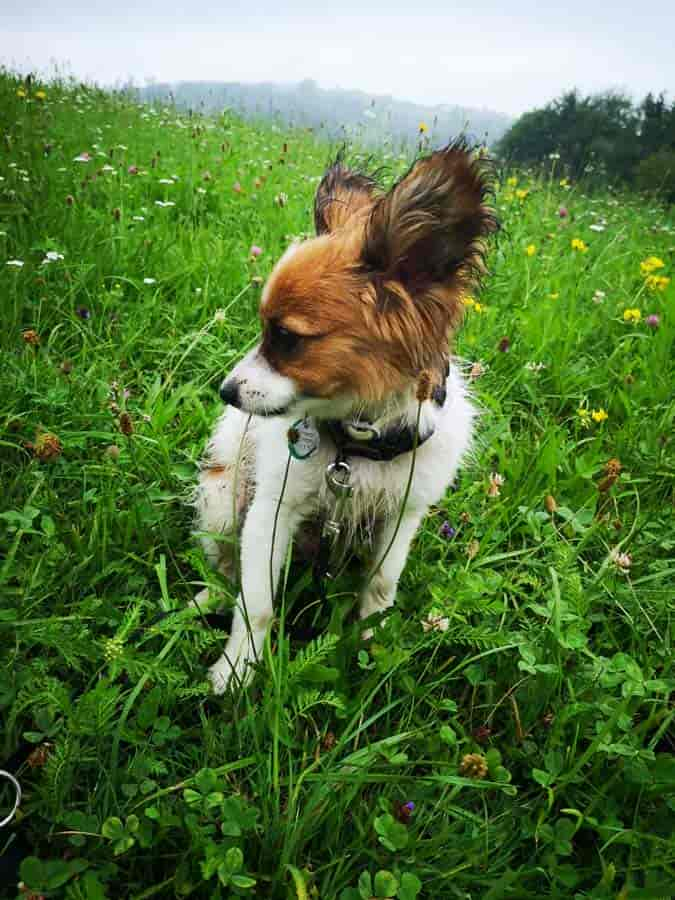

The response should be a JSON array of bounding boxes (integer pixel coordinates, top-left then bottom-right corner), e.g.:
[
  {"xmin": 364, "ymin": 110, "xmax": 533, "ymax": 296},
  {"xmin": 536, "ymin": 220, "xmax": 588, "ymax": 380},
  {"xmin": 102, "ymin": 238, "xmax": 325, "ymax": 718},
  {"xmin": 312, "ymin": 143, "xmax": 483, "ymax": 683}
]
[{"xmin": 194, "ymin": 141, "xmax": 496, "ymax": 694}]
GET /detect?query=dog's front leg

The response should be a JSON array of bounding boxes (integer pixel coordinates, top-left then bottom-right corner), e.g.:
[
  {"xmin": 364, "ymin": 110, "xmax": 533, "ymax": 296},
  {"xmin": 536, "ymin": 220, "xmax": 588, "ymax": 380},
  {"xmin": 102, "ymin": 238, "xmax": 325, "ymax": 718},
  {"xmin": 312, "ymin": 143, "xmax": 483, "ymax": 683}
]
[
  {"xmin": 208, "ymin": 495, "xmax": 299, "ymax": 694},
  {"xmin": 359, "ymin": 508, "xmax": 426, "ymax": 637}
]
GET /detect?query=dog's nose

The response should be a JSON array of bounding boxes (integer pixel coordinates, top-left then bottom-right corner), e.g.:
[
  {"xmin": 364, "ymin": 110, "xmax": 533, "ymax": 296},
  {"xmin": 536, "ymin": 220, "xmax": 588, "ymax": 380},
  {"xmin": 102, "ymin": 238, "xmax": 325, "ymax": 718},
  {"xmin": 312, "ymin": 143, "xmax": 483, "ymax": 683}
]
[{"xmin": 219, "ymin": 379, "xmax": 241, "ymax": 407}]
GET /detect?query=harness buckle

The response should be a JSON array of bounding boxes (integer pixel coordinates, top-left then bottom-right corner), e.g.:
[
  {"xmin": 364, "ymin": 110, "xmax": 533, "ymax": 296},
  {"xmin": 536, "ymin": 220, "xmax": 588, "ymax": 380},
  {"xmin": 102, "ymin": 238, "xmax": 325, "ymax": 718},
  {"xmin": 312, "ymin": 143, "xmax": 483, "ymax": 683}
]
[{"xmin": 325, "ymin": 459, "xmax": 353, "ymax": 498}]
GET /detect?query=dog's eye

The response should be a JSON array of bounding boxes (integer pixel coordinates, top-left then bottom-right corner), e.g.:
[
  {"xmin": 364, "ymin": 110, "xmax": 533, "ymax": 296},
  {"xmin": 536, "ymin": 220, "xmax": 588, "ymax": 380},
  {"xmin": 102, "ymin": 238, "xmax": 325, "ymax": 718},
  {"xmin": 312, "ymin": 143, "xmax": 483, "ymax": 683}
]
[{"xmin": 270, "ymin": 322, "xmax": 301, "ymax": 354}]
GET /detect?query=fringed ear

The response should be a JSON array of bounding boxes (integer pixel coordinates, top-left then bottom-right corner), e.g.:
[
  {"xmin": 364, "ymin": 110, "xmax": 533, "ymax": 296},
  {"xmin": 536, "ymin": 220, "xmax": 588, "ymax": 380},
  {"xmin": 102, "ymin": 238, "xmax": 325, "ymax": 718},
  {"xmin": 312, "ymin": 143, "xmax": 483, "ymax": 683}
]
[
  {"xmin": 314, "ymin": 154, "xmax": 379, "ymax": 235},
  {"xmin": 362, "ymin": 141, "xmax": 497, "ymax": 297}
]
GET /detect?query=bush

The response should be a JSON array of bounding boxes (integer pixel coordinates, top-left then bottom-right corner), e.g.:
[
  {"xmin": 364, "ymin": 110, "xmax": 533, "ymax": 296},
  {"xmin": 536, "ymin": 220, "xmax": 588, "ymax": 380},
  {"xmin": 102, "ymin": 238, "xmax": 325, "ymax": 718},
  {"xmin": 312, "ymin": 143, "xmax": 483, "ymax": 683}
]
[{"xmin": 635, "ymin": 148, "xmax": 675, "ymax": 202}]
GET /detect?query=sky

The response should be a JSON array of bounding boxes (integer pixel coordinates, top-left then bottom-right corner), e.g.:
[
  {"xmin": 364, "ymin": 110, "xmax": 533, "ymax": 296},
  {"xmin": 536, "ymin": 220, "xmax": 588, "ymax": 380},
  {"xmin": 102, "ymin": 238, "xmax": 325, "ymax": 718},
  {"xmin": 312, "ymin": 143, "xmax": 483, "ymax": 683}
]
[{"xmin": 2, "ymin": 1, "xmax": 673, "ymax": 116}]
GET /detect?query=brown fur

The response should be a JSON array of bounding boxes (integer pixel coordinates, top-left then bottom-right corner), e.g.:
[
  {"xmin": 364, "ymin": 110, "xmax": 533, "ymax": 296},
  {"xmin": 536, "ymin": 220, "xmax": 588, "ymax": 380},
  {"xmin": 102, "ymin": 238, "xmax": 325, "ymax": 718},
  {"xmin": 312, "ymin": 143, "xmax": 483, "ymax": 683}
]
[{"xmin": 262, "ymin": 143, "xmax": 496, "ymax": 404}]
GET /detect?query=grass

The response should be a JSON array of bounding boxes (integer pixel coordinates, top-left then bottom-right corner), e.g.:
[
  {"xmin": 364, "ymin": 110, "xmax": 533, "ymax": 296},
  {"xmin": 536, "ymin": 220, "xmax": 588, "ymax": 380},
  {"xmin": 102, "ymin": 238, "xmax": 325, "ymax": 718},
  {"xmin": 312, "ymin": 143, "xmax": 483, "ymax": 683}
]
[{"xmin": 1, "ymin": 71, "xmax": 674, "ymax": 899}]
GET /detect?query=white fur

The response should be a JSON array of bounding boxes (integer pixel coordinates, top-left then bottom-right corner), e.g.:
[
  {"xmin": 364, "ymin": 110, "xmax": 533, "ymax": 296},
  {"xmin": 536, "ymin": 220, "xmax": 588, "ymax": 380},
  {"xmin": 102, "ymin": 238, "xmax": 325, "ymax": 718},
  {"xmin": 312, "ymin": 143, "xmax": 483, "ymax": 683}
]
[{"xmin": 195, "ymin": 365, "xmax": 475, "ymax": 694}]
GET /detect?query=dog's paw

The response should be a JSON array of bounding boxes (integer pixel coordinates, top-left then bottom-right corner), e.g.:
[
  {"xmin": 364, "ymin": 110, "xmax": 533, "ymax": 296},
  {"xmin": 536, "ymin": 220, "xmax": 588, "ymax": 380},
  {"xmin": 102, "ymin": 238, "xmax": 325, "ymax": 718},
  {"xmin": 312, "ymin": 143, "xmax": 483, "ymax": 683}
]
[
  {"xmin": 191, "ymin": 587, "xmax": 225, "ymax": 614},
  {"xmin": 207, "ymin": 649, "xmax": 255, "ymax": 695},
  {"xmin": 208, "ymin": 660, "xmax": 234, "ymax": 695}
]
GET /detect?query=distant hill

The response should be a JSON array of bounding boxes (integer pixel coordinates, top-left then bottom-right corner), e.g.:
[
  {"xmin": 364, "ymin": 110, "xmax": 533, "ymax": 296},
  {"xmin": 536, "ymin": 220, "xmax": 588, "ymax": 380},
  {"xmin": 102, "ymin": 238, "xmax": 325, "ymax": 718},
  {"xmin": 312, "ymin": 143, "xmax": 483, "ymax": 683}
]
[{"xmin": 137, "ymin": 79, "xmax": 512, "ymax": 149}]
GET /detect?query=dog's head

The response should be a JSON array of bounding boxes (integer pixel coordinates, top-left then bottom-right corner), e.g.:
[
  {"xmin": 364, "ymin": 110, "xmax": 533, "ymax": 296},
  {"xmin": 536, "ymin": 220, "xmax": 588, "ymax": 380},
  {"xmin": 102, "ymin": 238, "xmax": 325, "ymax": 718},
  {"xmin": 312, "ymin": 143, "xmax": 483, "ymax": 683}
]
[{"xmin": 220, "ymin": 142, "xmax": 496, "ymax": 418}]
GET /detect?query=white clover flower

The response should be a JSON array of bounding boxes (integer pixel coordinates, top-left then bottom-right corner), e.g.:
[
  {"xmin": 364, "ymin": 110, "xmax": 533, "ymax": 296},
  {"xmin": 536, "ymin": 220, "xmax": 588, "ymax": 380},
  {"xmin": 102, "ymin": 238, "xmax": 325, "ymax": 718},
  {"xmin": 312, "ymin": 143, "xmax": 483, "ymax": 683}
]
[
  {"xmin": 6, "ymin": 259, "xmax": 24, "ymax": 267},
  {"xmin": 42, "ymin": 251, "xmax": 64, "ymax": 264},
  {"xmin": 611, "ymin": 549, "xmax": 632, "ymax": 573},
  {"xmin": 422, "ymin": 612, "xmax": 450, "ymax": 633},
  {"xmin": 488, "ymin": 472, "xmax": 505, "ymax": 497}
]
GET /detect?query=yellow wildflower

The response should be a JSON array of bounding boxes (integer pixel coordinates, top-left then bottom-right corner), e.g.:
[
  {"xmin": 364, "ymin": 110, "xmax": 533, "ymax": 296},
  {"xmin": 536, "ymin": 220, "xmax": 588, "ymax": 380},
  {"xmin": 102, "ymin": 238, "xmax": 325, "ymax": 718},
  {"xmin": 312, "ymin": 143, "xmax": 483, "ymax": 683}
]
[
  {"xmin": 591, "ymin": 408, "xmax": 608, "ymax": 423},
  {"xmin": 418, "ymin": 122, "xmax": 428, "ymax": 134},
  {"xmin": 549, "ymin": 292, "xmax": 560, "ymax": 300},
  {"xmin": 34, "ymin": 90, "xmax": 47, "ymax": 101},
  {"xmin": 515, "ymin": 188, "xmax": 529, "ymax": 201},
  {"xmin": 623, "ymin": 308, "xmax": 641, "ymax": 324},
  {"xmin": 462, "ymin": 295, "xmax": 476, "ymax": 309},
  {"xmin": 640, "ymin": 256, "xmax": 664, "ymax": 277},
  {"xmin": 645, "ymin": 274, "xmax": 670, "ymax": 292},
  {"xmin": 526, "ymin": 244, "xmax": 537, "ymax": 257},
  {"xmin": 559, "ymin": 178, "xmax": 569, "ymax": 187},
  {"xmin": 16, "ymin": 88, "xmax": 26, "ymax": 98},
  {"xmin": 571, "ymin": 238, "xmax": 588, "ymax": 253},
  {"xmin": 507, "ymin": 176, "xmax": 518, "ymax": 187},
  {"xmin": 473, "ymin": 301, "xmax": 485, "ymax": 313}
]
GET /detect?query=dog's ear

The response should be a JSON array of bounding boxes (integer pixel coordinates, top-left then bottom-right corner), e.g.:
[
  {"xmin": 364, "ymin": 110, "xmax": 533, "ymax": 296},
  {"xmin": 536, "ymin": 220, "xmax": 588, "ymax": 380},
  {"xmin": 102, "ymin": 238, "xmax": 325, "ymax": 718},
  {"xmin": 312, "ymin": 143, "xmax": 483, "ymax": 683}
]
[
  {"xmin": 314, "ymin": 157, "xmax": 378, "ymax": 235},
  {"xmin": 362, "ymin": 142, "xmax": 497, "ymax": 299}
]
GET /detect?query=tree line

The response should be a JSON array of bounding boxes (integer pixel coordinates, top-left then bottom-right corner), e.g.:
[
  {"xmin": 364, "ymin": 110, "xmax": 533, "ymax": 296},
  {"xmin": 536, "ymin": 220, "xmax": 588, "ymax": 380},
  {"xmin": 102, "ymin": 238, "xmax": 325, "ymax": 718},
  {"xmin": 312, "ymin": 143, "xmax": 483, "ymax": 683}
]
[{"xmin": 496, "ymin": 90, "xmax": 675, "ymax": 200}]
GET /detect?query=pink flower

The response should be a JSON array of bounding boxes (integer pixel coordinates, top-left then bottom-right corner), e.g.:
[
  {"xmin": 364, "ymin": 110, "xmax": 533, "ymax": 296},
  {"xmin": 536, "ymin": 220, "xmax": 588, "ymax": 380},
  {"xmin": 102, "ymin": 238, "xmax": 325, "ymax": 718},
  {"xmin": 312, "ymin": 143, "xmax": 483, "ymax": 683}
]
[
  {"xmin": 645, "ymin": 314, "xmax": 660, "ymax": 329},
  {"xmin": 128, "ymin": 165, "xmax": 139, "ymax": 175},
  {"xmin": 250, "ymin": 245, "xmax": 263, "ymax": 258},
  {"xmin": 558, "ymin": 206, "xmax": 568, "ymax": 218},
  {"xmin": 232, "ymin": 181, "xmax": 242, "ymax": 193}
]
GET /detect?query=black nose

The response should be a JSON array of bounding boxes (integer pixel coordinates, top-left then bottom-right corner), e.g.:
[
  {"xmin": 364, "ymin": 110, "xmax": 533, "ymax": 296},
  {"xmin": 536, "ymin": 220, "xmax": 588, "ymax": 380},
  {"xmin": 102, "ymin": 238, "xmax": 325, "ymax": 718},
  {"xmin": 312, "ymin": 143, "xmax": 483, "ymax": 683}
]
[{"xmin": 219, "ymin": 380, "xmax": 241, "ymax": 407}]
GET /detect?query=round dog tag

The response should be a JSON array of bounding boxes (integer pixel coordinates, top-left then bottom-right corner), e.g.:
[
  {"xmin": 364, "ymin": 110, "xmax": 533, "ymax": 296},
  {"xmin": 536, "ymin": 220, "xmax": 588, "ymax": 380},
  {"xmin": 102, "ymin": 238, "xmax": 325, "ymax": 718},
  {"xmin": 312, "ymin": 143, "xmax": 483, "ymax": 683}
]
[{"xmin": 288, "ymin": 418, "xmax": 320, "ymax": 460}]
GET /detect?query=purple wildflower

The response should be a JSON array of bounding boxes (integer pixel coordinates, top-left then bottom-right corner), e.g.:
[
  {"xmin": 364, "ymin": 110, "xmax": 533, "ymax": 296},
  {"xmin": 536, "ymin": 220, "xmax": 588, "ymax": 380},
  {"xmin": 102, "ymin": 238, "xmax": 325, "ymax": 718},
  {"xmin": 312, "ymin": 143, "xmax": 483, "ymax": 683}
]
[
  {"xmin": 439, "ymin": 521, "xmax": 456, "ymax": 539},
  {"xmin": 645, "ymin": 314, "xmax": 660, "ymax": 329}
]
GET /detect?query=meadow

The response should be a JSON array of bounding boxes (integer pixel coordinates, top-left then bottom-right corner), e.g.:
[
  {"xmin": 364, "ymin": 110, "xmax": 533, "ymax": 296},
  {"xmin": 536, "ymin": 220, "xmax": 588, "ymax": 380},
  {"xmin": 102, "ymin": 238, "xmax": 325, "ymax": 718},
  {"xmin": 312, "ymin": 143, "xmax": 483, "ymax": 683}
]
[{"xmin": 0, "ymin": 71, "xmax": 673, "ymax": 899}]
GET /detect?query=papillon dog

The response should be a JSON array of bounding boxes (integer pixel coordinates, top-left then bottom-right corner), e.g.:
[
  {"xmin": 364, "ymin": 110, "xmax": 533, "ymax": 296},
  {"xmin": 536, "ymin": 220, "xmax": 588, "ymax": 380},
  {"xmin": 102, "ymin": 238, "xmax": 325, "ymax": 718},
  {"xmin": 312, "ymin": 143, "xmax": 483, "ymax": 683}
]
[{"xmin": 194, "ymin": 141, "xmax": 496, "ymax": 693}]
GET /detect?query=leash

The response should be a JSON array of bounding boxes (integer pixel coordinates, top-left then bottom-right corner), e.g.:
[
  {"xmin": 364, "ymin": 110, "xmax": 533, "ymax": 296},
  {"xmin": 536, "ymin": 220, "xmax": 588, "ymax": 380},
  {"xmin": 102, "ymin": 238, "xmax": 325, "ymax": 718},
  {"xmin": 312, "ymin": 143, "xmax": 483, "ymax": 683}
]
[{"xmin": 0, "ymin": 769, "xmax": 21, "ymax": 828}]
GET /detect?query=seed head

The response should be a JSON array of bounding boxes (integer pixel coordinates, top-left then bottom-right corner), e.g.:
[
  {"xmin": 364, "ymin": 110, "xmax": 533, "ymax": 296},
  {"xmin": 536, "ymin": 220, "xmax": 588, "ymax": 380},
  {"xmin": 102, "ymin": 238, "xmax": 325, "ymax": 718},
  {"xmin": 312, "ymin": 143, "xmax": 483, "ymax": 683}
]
[
  {"xmin": 416, "ymin": 370, "xmax": 432, "ymax": 402},
  {"xmin": 459, "ymin": 753, "xmax": 488, "ymax": 779},
  {"xmin": 103, "ymin": 636, "xmax": 125, "ymax": 661},
  {"xmin": 119, "ymin": 412, "xmax": 134, "ymax": 436},
  {"xmin": 33, "ymin": 431, "xmax": 62, "ymax": 462},
  {"xmin": 27, "ymin": 743, "xmax": 51, "ymax": 768},
  {"xmin": 22, "ymin": 329, "xmax": 40, "ymax": 346},
  {"xmin": 544, "ymin": 494, "xmax": 558, "ymax": 514}
]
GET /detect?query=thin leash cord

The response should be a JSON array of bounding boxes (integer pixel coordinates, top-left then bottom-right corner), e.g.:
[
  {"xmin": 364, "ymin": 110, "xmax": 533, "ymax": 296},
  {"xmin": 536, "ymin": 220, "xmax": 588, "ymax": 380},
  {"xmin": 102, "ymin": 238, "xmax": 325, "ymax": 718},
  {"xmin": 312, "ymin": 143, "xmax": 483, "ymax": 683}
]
[
  {"xmin": 362, "ymin": 398, "xmax": 423, "ymax": 592},
  {"xmin": 269, "ymin": 454, "xmax": 293, "ymax": 609}
]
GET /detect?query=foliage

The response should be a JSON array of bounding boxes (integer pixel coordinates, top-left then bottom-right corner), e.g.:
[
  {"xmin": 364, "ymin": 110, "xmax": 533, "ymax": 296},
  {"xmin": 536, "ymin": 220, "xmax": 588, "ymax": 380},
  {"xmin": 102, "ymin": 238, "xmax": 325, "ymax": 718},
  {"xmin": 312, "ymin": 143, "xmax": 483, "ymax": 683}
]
[
  {"xmin": 0, "ymin": 69, "xmax": 674, "ymax": 899},
  {"xmin": 497, "ymin": 89, "xmax": 675, "ymax": 194},
  {"xmin": 635, "ymin": 149, "xmax": 675, "ymax": 203}
]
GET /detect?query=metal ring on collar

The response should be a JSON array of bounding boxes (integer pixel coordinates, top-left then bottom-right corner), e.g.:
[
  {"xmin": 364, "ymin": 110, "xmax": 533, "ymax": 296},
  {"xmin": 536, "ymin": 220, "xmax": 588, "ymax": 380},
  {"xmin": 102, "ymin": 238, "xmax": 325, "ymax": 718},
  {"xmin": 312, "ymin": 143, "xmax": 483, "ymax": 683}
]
[
  {"xmin": 343, "ymin": 421, "xmax": 381, "ymax": 442},
  {"xmin": 325, "ymin": 460, "xmax": 353, "ymax": 497},
  {"xmin": 0, "ymin": 769, "xmax": 21, "ymax": 828}
]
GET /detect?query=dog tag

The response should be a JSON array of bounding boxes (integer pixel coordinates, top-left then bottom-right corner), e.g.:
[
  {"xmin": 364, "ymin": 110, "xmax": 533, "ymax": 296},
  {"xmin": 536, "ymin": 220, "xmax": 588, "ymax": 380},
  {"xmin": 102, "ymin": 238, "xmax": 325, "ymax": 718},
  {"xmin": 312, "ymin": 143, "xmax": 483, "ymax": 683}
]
[{"xmin": 288, "ymin": 417, "xmax": 320, "ymax": 460}]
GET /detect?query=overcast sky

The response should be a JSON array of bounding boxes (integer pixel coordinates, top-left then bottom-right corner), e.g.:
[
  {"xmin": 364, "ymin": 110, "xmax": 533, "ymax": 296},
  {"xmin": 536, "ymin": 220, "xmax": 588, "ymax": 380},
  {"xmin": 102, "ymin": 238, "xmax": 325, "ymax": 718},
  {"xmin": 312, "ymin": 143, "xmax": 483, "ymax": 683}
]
[{"xmin": 2, "ymin": 1, "xmax": 673, "ymax": 116}]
